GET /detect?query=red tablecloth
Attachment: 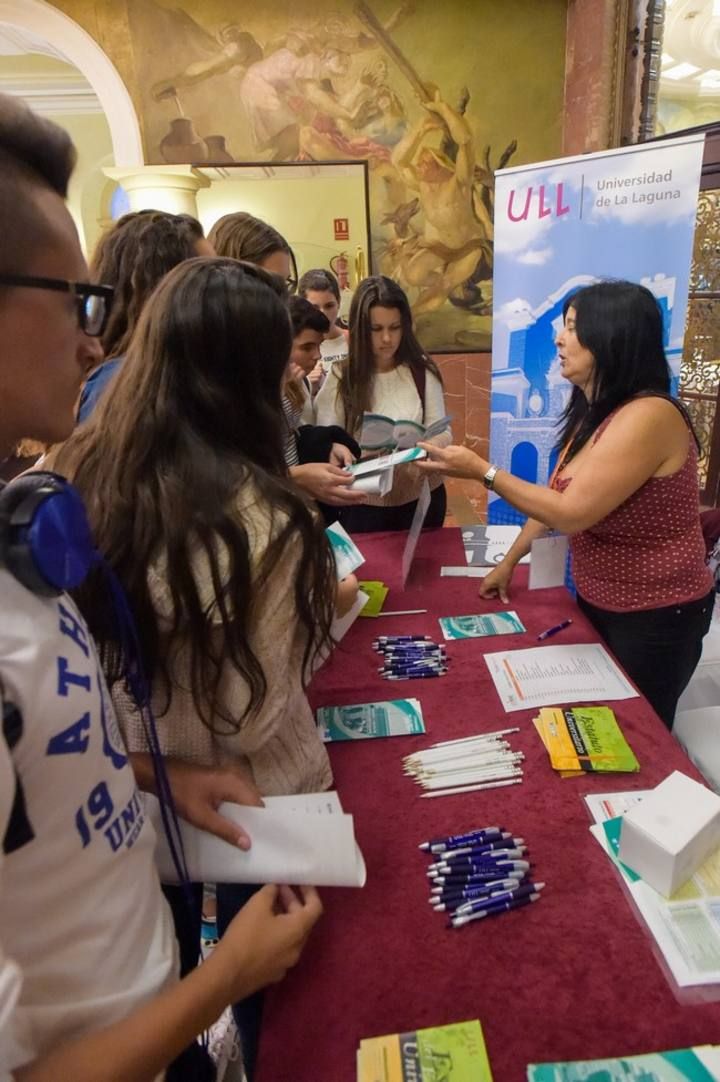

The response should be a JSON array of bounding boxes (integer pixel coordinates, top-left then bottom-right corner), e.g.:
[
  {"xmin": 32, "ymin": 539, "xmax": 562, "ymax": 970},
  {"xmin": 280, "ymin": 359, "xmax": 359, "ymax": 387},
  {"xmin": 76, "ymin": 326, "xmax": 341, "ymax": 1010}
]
[{"xmin": 256, "ymin": 528, "xmax": 720, "ymax": 1082}]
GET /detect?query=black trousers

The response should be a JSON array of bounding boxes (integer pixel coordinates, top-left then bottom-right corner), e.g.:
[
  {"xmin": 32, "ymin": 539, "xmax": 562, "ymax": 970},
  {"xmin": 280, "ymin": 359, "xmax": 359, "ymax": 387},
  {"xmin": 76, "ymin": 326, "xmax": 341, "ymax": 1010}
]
[
  {"xmin": 576, "ymin": 589, "xmax": 714, "ymax": 730},
  {"xmin": 333, "ymin": 482, "xmax": 447, "ymax": 534},
  {"xmin": 162, "ymin": 883, "xmax": 217, "ymax": 1081}
]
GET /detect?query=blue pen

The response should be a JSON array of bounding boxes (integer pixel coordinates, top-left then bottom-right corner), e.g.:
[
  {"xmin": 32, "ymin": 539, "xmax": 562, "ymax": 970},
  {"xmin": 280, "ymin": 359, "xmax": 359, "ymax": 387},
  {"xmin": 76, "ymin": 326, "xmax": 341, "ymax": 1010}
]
[
  {"xmin": 454, "ymin": 882, "xmax": 545, "ymax": 915},
  {"xmin": 537, "ymin": 618, "xmax": 572, "ymax": 641},
  {"xmin": 383, "ymin": 665, "xmax": 446, "ymax": 674},
  {"xmin": 440, "ymin": 837, "xmax": 525, "ymax": 859},
  {"xmin": 434, "ymin": 861, "xmax": 530, "ymax": 878},
  {"xmin": 419, "ymin": 828, "xmax": 506, "ymax": 853},
  {"xmin": 434, "ymin": 883, "xmax": 530, "ymax": 914},
  {"xmin": 430, "ymin": 875, "xmax": 521, "ymax": 895},
  {"xmin": 430, "ymin": 879, "xmax": 521, "ymax": 908},
  {"xmin": 450, "ymin": 893, "xmax": 541, "ymax": 928},
  {"xmin": 386, "ymin": 671, "xmax": 444, "ymax": 680},
  {"xmin": 439, "ymin": 845, "xmax": 526, "ymax": 861},
  {"xmin": 372, "ymin": 631, "xmax": 428, "ymax": 640},
  {"xmin": 428, "ymin": 850, "xmax": 526, "ymax": 873},
  {"xmin": 430, "ymin": 870, "xmax": 527, "ymax": 886}
]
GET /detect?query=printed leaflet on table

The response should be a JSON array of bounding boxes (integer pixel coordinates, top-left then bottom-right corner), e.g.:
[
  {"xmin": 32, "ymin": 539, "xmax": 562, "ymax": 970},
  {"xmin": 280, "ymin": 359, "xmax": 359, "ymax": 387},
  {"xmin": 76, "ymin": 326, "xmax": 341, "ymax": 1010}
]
[
  {"xmin": 484, "ymin": 643, "xmax": 638, "ymax": 713},
  {"xmin": 527, "ymin": 1045, "xmax": 720, "ymax": 1081},
  {"xmin": 439, "ymin": 611, "xmax": 526, "ymax": 640},
  {"xmin": 589, "ymin": 794, "xmax": 720, "ymax": 988},
  {"xmin": 357, "ymin": 1019, "xmax": 493, "ymax": 1081},
  {"xmin": 317, "ymin": 698, "xmax": 426, "ymax": 741},
  {"xmin": 534, "ymin": 706, "xmax": 639, "ymax": 774},
  {"xmin": 325, "ymin": 521, "xmax": 365, "ymax": 581}
]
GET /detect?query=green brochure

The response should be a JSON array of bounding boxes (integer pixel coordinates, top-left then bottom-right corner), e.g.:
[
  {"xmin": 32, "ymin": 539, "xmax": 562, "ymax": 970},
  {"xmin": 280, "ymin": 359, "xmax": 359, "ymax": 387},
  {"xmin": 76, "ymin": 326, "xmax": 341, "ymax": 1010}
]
[
  {"xmin": 527, "ymin": 1045, "xmax": 720, "ymax": 1081},
  {"xmin": 358, "ymin": 1019, "xmax": 493, "ymax": 1081},
  {"xmin": 357, "ymin": 580, "xmax": 389, "ymax": 617},
  {"xmin": 439, "ymin": 611, "xmax": 526, "ymax": 640},
  {"xmin": 317, "ymin": 698, "xmax": 425, "ymax": 742}
]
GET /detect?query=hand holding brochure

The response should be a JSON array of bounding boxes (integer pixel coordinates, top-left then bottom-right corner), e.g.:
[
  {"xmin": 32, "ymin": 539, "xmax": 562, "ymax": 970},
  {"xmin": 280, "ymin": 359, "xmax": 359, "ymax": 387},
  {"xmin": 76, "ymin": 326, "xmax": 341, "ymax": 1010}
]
[
  {"xmin": 348, "ymin": 447, "xmax": 427, "ymax": 495},
  {"xmin": 146, "ymin": 791, "xmax": 367, "ymax": 888},
  {"xmin": 360, "ymin": 412, "xmax": 451, "ymax": 451},
  {"xmin": 325, "ymin": 521, "xmax": 365, "ymax": 581},
  {"xmin": 317, "ymin": 697, "xmax": 425, "ymax": 741}
]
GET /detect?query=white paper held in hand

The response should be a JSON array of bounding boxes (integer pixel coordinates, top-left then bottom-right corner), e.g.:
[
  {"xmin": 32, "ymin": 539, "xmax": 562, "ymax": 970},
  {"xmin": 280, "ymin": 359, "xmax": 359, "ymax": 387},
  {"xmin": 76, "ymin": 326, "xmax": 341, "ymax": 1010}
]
[{"xmin": 145, "ymin": 791, "xmax": 367, "ymax": 888}]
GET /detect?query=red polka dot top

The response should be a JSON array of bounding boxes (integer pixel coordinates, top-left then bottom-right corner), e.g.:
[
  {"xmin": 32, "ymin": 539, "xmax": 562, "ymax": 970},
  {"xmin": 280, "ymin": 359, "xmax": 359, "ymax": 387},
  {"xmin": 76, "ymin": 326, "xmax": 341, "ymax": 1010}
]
[{"xmin": 554, "ymin": 403, "xmax": 712, "ymax": 613}]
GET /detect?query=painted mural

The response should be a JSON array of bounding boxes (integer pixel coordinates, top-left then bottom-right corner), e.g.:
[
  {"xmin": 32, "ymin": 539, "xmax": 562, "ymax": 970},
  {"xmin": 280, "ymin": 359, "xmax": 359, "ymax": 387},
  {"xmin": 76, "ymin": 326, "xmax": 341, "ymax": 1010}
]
[{"xmin": 126, "ymin": 0, "xmax": 566, "ymax": 350}]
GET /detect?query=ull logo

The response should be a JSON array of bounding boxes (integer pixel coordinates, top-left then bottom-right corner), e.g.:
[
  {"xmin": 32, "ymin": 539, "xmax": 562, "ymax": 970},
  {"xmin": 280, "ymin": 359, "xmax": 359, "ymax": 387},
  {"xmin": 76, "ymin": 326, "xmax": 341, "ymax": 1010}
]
[{"xmin": 507, "ymin": 183, "xmax": 570, "ymax": 222}]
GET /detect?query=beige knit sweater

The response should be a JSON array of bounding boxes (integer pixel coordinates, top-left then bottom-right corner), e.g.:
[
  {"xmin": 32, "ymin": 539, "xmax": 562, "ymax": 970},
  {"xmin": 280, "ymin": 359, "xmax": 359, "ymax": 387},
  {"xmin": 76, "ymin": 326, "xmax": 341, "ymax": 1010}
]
[{"xmin": 114, "ymin": 484, "xmax": 332, "ymax": 797}]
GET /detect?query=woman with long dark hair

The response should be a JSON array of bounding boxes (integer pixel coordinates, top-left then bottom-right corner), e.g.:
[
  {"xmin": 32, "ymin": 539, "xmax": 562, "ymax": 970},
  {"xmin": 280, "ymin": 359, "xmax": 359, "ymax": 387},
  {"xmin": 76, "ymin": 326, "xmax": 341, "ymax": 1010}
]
[
  {"xmin": 52, "ymin": 257, "xmax": 355, "ymax": 1078},
  {"xmin": 315, "ymin": 274, "xmax": 451, "ymax": 531},
  {"xmin": 77, "ymin": 209, "xmax": 213, "ymax": 421},
  {"xmin": 418, "ymin": 280, "xmax": 713, "ymax": 729}
]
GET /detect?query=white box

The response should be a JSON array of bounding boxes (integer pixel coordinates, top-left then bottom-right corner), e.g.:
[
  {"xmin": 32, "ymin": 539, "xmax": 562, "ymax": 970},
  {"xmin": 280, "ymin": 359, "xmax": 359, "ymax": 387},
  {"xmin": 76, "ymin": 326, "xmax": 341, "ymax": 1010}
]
[{"xmin": 618, "ymin": 770, "xmax": 720, "ymax": 896}]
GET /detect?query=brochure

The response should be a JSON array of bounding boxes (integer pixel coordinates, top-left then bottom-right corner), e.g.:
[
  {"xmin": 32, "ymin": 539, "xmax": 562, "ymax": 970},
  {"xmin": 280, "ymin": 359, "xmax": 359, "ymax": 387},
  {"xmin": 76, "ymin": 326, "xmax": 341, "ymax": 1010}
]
[
  {"xmin": 589, "ymin": 801, "xmax": 720, "ymax": 988},
  {"xmin": 536, "ymin": 705, "xmax": 639, "ymax": 774},
  {"xmin": 528, "ymin": 534, "xmax": 569, "ymax": 590},
  {"xmin": 357, "ymin": 1019, "xmax": 493, "ymax": 1082},
  {"xmin": 147, "ymin": 790, "xmax": 367, "ymax": 888},
  {"xmin": 439, "ymin": 611, "xmax": 526, "ymax": 640},
  {"xmin": 317, "ymin": 698, "xmax": 425, "ymax": 741},
  {"xmin": 357, "ymin": 580, "xmax": 389, "ymax": 617},
  {"xmin": 527, "ymin": 1046, "xmax": 720, "ymax": 1081},
  {"xmin": 360, "ymin": 412, "xmax": 452, "ymax": 451},
  {"xmin": 349, "ymin": 447, "xmax": 427, "ymax": 496},
  {"xmin": 325, "ymin": 521, "xmax": 365, "ymax": 581}
]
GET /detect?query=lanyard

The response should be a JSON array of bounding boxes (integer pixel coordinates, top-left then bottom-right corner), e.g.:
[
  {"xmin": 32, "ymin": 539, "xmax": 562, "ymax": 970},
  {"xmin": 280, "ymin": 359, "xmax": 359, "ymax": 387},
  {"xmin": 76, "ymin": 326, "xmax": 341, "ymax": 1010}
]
[{"xmin": 548, "ymin": 437, "xmax": 576, "ymax": 489}]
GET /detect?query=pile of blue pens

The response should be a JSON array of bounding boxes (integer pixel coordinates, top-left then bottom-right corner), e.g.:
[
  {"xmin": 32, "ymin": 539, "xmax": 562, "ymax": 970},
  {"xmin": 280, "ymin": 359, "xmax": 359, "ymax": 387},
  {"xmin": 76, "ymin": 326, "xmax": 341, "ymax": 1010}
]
[
  {"xmin": 372, "ymin": 634, "xmax": 448, "ymax": 681},
  {"xmin": 420, "ymin": 825, "xmax": 545, "ymax": 929}
]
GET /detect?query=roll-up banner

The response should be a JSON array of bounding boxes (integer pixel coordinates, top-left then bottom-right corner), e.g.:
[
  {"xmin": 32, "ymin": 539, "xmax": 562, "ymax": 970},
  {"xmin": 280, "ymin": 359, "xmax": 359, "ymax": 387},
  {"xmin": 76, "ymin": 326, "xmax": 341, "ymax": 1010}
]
[{"xmin": 489, "ymin": 133, "xmax": 705, "ymax": 524}]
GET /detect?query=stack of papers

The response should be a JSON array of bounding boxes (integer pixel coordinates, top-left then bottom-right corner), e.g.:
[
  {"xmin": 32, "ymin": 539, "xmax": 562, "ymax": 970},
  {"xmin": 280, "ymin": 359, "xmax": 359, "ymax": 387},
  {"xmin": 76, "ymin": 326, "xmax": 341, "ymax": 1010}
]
[
  {"xmin": 528, "ymin": 1046, "xmax": 720, "ymax": 1080},
  {"xmin": 317, "ymin": 698, "xmax": 425, "ymax": 742},
  {"xmin": 146, "ymin": 791, "xmax": 366, "ymax": 888},
  {"xmin": 588, "ymin": 790, "xmax": 720, "ymax": 989},
  {"xmin": 357, "ymin": 1020, "xmax": 493, "ymax": 1081},
  {"xmin": 533, "ymin": 706, "xmax": 639, "ymax": 776}
]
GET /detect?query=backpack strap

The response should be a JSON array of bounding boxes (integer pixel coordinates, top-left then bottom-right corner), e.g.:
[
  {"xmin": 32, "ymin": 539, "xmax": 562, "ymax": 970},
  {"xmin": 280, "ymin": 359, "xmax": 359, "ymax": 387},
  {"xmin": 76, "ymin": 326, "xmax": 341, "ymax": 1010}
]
[{"xmin": 408, "ymin": 364, "xmax": 426, "ymax": 423}]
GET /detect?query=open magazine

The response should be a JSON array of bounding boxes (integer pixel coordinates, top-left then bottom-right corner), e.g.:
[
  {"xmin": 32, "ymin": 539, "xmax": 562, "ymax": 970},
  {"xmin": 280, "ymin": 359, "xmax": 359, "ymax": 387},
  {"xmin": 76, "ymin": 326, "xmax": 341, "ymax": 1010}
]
[{"xmin": 360, "ymin": 412, "xmax": 451, "ymax": 451}]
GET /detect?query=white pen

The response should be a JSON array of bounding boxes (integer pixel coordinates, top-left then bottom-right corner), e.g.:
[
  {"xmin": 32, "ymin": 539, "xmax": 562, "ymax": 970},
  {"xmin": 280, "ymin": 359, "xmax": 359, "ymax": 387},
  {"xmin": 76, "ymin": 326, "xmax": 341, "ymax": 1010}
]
[{"xmin": 420, "ymin": 777, "xmax": 524, "ymax": 798}]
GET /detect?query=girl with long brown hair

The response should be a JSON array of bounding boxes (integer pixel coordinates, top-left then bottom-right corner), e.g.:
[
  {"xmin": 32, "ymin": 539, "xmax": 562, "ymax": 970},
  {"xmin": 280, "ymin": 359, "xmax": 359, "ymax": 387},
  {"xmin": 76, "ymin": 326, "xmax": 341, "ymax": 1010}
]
[
  {"xmin": 52, "ymin": 257, "xmax": 356, "ymax": 1078},
  {"xmin": 315, "ymin": 274, "xmax": 451, "ymax": 531}
]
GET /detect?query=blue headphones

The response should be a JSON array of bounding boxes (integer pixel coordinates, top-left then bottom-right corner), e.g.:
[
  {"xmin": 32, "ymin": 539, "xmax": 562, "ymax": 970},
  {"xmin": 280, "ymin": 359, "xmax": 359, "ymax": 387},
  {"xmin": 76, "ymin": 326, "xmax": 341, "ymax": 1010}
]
[
  {"xmin": 0, "ymin": 471, "xmax": 97, "ymax": 596},
  {"xmin": 0, "ymin": 469, "xmax": 192, "ymax": 889}
]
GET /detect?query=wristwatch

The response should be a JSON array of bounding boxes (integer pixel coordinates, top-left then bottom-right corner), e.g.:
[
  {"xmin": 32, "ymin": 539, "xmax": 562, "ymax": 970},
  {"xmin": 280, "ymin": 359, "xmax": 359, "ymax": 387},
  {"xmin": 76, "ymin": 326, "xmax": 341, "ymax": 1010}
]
[{"xmin": 482, "ymin": 464, "xmax": 499, "ymax": 491}]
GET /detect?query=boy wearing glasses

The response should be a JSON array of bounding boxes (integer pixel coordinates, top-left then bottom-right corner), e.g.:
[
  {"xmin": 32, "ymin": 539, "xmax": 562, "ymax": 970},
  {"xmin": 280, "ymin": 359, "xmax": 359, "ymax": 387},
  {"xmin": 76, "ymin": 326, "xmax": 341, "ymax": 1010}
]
[{"xmin": 0, "ymin": 94, "xmax": 321, "ymax": 1081}]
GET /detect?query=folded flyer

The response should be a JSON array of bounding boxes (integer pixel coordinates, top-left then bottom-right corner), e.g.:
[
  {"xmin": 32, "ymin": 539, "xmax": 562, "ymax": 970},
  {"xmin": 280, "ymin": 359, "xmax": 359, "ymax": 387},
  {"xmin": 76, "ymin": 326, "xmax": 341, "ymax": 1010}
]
[
  {"xmin": 147, "ymin": 791, "xmax": 367, "ymax": 888},
  {"xmin": 527, "ymin": 1045, "xmax": 720, "ymax": 1080},
  {"xmin": 325, "ymin": 521, "xmax": 365, "ymax": 581},
  {"xmin": 439, "ymin": 611, "xmax": 526, "ymax": 640},
  {"xmin": 537, "ymin": 706, "xmax": 639, "ymax": 773},
  {"xmin": 317, "ymin": 698, "xmax": 425, "ymax": 741},
  {"xmin": 358, "ymin": 1019, "xmax": 493, "ymax": 1082},
  {"xmin": 360, "ymin": 412, "xmax": 452, "ymax": 451}
]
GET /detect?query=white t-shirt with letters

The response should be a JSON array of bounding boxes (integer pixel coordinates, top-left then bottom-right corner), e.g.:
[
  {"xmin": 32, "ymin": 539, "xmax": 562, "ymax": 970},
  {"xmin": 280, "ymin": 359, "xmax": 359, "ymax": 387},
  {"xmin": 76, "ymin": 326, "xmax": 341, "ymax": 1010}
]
[{"xmin": 0, "ymin": 570, "xmax": 177, "ymax": 1077}]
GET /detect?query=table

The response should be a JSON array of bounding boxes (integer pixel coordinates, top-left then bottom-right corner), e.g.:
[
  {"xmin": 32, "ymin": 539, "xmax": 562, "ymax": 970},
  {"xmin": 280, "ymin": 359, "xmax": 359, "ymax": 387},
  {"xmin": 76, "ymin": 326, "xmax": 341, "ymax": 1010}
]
[{"xmin": 255, "ymin": 528, "xmax": 720, "ymax": 1082}]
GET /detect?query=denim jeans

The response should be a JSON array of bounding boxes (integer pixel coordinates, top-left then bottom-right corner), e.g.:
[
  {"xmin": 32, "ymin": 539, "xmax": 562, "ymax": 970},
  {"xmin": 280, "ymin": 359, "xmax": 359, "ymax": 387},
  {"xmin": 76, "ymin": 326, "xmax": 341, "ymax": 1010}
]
[{"xmin": 576, "ymin": 589, "xmax": 714, "ymax": 730}]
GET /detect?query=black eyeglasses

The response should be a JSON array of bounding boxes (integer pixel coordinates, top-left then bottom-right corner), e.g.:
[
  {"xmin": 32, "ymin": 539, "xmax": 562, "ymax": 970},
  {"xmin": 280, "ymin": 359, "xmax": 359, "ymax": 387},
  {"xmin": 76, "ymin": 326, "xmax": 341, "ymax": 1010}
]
[{"xmin": 0, "ymin": 274, "xmax": 114, "ymax": 337}]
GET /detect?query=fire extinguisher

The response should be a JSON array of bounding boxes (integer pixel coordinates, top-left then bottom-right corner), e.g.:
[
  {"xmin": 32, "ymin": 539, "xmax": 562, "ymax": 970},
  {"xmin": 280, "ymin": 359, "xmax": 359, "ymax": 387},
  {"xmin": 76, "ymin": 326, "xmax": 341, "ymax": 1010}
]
[{"xmin": 330, "ymin": 251, "xmax": 350, "ymax": 290}]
